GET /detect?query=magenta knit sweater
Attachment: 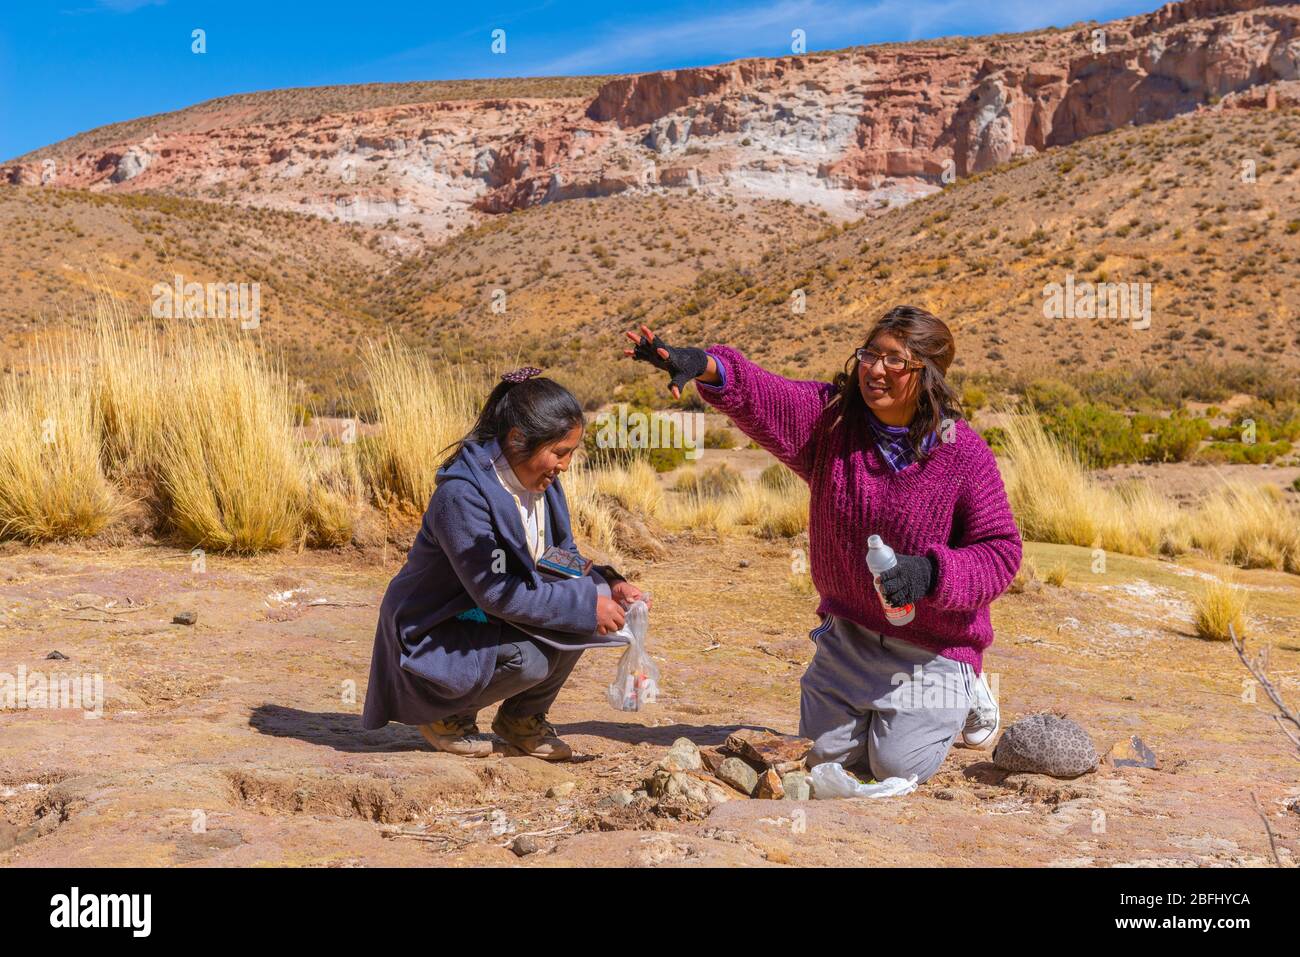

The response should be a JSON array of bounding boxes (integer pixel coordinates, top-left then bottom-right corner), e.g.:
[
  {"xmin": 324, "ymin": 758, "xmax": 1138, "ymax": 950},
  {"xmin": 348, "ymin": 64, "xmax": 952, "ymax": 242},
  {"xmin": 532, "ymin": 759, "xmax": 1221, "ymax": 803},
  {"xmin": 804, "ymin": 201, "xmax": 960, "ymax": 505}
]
[{"xmin": 697, "ymin": 346, "xmax": 1022, "ymax": 674}]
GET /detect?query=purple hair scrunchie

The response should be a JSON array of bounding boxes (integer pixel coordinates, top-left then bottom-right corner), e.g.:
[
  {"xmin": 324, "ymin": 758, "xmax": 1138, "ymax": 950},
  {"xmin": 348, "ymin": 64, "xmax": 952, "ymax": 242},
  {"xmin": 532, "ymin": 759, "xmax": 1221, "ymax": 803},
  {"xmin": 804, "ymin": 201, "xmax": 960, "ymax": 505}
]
[{"xmin": 500, "ymin": 366, "xmax": 543, "ymax": 383}]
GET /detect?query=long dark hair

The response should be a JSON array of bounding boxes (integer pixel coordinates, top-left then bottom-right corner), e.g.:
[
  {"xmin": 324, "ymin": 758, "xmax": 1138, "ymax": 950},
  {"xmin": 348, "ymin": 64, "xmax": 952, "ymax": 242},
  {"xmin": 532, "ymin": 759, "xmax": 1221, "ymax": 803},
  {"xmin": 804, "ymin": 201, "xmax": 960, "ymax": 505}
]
[
  {"xmin": 438, "ymin": 373, "xmax": 585, "ymax": 471},
  {"xmin": 827, "ymin": 304, "xmax": 963, "ymax": 460}
]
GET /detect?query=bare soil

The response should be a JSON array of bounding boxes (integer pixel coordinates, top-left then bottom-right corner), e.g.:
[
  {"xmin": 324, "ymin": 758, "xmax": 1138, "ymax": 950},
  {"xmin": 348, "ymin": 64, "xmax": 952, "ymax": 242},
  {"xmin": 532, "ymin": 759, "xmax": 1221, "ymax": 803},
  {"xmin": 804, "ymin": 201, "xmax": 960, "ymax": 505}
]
[{"xmin": 1, "ymin": 529, "xmax": 1297, "ymax": 867}]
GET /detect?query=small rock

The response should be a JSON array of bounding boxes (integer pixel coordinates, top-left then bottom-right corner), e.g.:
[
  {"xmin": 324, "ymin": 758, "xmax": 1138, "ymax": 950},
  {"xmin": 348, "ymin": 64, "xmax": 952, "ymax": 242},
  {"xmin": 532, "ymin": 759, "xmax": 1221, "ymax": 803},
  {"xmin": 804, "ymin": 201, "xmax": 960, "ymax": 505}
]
[
  {"xmin": 780, "ymin": 771, "xmax": 811, "ymax": 800},
  {"xmin": 739, "ymin": 559, "xmax": 750, "ymax": 568},
  {"xmin": 645, "ymin": 769, "xmax": 672, "ymax": 798},
  {"xmin": 933, "ymin": 789, "xmax": 955, "ymax": 801},
  {"xmin": 173, "ymin": 611, "xmax": 198, "ymax": 626},
  {"xmin": 699, "ymin": 747, "xmax": 726, "ymax": 776},
  {"xmin": 598, "ymin": 789, "xmax": 635, "ymax": 808},
  {"xmin": 717, "ymin": 757, "xmax": 759, "ymax": 796},
  {"xmin": 754, "ymin": 768, "xmax": 785, "ymax": 799},
  {"xmin": 1108, "ymin": 735, "xmax": 1158, "ymax": 769},
  {"xmin": 510, "ymin": 835, "xmax": 539, "ymax": 857},
  {"xmin": 659, "ymin": 737, "xmax": 701, "ymax": 772},
  {"xmin": 724, "ymin": 729, "xmax": 812, "ymax": 772},
  {"xmin": 45, "ymin": 651, "xmax": 69, "ymax": 661},
  {"xmin": 546, "ymin": 781, "xmax": 576, "ymax": 799},
  {"xmin": 649, "ymin": 769, "xmax": 738, "ymax": 807}
]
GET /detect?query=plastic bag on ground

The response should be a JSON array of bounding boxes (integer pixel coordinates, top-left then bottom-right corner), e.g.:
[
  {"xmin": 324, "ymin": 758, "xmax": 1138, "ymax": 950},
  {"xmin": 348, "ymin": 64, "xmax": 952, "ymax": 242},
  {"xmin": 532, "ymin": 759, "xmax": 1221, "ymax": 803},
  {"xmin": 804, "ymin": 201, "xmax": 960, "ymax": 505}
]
[
  {"xmin": 606, "ymin": 600, "xmax": 659, "ymax": 711},
  {"xmin": 809, "ymin": 762, "xmax": 918, "ymax": 799}
]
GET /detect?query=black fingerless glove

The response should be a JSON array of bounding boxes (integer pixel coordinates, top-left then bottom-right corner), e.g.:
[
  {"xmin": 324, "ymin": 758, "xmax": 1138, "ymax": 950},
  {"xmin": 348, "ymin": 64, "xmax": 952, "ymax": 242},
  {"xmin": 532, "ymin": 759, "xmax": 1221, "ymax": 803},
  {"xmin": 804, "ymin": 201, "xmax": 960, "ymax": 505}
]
[
  {"xmin": 630, "ymin": 330, "xmax": 710, "ymax": 395},
  {"xmin": 878, "ymin": 554, "xmax": 937, "ymax": 607}
]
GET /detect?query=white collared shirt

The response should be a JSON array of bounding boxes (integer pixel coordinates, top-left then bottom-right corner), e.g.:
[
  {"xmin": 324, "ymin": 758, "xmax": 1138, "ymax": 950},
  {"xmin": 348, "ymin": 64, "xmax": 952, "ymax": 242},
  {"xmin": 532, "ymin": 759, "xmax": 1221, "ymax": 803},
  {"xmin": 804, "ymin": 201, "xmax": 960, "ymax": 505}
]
[{"xmin": 492, "ymin": 453, "xmax": 547, "ymax": 564}]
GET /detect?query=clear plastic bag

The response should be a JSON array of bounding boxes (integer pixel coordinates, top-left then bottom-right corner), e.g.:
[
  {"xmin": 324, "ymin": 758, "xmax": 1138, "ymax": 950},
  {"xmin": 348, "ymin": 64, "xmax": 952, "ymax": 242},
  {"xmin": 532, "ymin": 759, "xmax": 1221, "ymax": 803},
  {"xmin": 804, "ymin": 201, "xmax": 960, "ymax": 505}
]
[
  {"xmin": 606, "ymin": 599, "xmax": 659, "ymax": 711},
  {"xmin": 808, "ymin": 762, "xmax": 918, "ymax": 799}
]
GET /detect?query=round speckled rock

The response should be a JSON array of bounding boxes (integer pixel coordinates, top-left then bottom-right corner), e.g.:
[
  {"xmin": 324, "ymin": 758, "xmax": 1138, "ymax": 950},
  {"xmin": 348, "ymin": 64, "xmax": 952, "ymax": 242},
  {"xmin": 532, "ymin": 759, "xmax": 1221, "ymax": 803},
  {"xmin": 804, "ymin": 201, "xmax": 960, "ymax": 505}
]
[{"xmin": 992, "ymin": 712, "xmax": 1098, "ymax": 778}]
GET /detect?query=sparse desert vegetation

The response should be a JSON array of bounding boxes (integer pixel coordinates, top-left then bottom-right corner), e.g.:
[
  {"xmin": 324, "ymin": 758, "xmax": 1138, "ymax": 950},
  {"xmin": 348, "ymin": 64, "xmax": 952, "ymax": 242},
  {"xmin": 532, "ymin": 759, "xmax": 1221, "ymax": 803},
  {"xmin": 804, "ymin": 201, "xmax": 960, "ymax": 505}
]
[{"xmin": 1, "ymin": 306, "xmax": 1295, "ymax": 586}]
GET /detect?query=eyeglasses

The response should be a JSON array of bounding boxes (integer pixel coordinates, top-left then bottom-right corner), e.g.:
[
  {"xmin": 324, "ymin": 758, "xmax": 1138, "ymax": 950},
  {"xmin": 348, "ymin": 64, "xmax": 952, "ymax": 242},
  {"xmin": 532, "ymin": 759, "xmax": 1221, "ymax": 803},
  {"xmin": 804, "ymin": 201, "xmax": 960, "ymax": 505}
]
[{"xmin": 855, "ymin": 347, "xmax": 923, "ymax": 374}]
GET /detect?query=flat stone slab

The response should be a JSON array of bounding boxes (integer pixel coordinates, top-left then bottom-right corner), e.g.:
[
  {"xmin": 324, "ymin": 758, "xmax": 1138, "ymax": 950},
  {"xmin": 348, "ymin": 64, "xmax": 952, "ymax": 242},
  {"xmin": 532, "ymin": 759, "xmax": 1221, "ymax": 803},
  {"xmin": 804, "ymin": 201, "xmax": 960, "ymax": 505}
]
[{"xmin": 724, "ymin": 730, "xmax": 812, "ymax": 773}]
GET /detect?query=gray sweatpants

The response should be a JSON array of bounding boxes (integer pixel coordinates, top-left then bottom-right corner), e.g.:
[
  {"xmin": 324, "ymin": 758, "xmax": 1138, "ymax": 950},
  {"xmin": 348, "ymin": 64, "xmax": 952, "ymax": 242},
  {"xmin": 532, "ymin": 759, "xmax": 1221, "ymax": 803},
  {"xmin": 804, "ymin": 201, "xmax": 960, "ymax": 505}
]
[
  {"xmin": 799, "ymin": 614, "xmax": 976, "ymax": 784},
  {"xmin": 452, "ymin": 636, "xmax": 584, "ymax": 723}
]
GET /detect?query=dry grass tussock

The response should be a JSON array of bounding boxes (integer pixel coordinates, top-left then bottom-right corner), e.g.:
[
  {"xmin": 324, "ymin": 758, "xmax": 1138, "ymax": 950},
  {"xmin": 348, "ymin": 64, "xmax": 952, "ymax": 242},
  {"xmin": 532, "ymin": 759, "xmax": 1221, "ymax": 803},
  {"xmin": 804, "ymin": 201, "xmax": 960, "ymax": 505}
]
[{"xmin": 4, "ymin": 308, "xmax": 1296, "ymax": 576}]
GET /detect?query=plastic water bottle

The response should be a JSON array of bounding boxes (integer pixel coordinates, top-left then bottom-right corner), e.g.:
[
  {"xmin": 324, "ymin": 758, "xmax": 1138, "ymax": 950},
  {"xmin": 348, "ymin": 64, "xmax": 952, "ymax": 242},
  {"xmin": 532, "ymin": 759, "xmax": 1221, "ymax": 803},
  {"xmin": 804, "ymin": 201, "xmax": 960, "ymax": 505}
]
[{"xmin": 866, "ymin": 534, "xmax": 915, "ymax": 626}]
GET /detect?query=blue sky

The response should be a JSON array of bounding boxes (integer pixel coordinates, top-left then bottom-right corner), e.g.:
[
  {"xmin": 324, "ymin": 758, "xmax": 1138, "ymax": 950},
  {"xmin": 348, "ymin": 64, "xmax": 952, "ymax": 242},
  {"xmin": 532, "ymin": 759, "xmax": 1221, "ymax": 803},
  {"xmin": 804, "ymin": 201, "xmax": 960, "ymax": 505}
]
[{"xmin": 1, "ymin": 0, "xmax": 1157, "ymax": 159}]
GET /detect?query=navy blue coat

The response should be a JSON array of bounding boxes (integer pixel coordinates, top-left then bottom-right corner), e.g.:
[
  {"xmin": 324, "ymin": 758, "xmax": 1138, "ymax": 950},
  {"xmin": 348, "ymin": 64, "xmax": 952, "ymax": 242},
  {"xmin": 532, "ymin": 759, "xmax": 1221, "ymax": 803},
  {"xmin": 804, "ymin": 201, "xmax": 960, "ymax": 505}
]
[{"xmin": 361, "ymin": 436, "xmax": 626, "ymax": 729}]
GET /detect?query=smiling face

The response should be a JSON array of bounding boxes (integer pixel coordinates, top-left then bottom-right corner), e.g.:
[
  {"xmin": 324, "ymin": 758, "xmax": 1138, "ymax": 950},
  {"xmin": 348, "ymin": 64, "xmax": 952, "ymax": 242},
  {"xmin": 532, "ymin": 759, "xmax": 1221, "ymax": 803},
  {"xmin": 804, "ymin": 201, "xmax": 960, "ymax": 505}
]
[
  {"xmin": 857, "ymin": 331, "xmax": 922, "ymax": 425},
  {"xmin": 506, "ymin": 423, "xmax": 584, "ymax": 492}
]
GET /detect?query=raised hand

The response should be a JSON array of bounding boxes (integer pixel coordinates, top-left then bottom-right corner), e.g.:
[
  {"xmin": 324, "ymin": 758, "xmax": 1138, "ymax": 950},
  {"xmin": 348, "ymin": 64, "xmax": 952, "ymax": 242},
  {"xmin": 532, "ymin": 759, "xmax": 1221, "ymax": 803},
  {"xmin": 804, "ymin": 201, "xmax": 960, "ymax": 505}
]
[{"xmin": 623, "ymin": 323, "xmax": 710, "ymax": 399}]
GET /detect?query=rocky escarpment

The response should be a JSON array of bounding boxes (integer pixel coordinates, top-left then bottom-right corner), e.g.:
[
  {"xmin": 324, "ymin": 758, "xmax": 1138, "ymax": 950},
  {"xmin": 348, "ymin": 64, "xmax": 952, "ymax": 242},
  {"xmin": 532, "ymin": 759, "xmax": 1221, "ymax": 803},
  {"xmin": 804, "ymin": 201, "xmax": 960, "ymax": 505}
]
[{"xmin": 3, "ymin": 0, "xmax": 1297, "ymax": 242}]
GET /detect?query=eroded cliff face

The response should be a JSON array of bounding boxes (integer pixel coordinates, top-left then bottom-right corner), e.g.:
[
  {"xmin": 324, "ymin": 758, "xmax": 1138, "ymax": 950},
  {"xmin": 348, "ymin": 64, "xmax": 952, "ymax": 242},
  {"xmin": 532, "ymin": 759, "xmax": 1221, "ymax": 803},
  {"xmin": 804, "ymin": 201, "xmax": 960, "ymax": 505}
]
[{"xmin": 5, "ymin": 0, "xmax": 1297, "ymax": 242}]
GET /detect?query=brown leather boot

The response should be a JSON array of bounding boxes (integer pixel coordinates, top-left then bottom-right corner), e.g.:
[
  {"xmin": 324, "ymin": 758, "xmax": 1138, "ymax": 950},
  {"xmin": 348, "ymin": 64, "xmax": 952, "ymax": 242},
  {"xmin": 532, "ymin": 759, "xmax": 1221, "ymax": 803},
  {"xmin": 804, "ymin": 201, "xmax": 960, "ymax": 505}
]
[
  {"xmin": 419, "ymin": 715, "xmax": 492, "ymax": 758},
  {"xmin": 491, "ymin": 711, "xmax": 572, "ymax": 761}
]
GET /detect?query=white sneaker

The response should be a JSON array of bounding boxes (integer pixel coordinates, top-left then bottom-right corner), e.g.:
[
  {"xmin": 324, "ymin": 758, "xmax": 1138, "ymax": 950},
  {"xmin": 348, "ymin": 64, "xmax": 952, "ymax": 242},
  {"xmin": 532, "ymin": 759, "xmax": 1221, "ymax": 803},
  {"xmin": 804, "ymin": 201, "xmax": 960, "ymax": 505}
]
[{"xmin": 959, "ymin": 671, "xmax": 999, "ymax": 750}]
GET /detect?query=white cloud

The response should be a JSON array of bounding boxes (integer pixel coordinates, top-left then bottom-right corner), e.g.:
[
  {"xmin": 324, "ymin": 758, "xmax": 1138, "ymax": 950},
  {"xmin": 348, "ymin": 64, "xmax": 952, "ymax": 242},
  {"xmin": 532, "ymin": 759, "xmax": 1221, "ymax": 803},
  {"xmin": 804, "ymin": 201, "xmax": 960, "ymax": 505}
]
[
  {"xmin": 93, "ymin": 0, "xmax": 167, "ymax": 12},
  {"xmin": 527, "ymin": 0, "xmax": 1135, "ymax": 76}
]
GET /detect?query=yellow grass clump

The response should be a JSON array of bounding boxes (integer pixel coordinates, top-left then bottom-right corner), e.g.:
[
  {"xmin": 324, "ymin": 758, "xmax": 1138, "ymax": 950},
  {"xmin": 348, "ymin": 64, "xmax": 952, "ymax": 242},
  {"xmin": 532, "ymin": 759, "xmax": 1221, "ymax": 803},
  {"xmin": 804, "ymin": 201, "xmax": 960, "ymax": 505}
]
[
  {"xmin": 91, "ymin": 301, "xmax": 167, "ymax": 473},
  {"xmin": 1044, "ymin": 562, "xmax": 1069, "ymax": 587},
  {"xmin": 1192, "ymin": 578, "xmax": 1249, "ymax": 642},
  {"xmin": 558, "ymin": 463, "xmax": 620, "ymax": 557},
  {"xmin": 87, "ymin": 303, "xmax": 330, "ymax": 552},
  {"xmin": 1000, "ymin": 411, "xmax": 1179, "ymax": 556},
  {"xmin": 593, "ymin": 457, "xmax": 663, "ymax": 517},
  {"xmin": 360, "ymin": 340, "xmax": 481, "ymax": 511},
  {"xmin": 153, "ymin": 331, "xmax": 308, "ymax": 552},
  {"xmin": 1171, "ymin": 482, "xmax": 1300, "ymax": 574},
  {"xmin": 728, "ymin": 480, "xmax": 810, "ymax": 538},
  {"xmin": 659, "ymin": 484, "xmax": 737, "ymax": 537},
  {"xmin": 999, "ymin": 412, "xmax": 1300, "ymax": 574},
  {"xmin": 0, "ymin": 361, "xmax": 119, "ymax": 542}
]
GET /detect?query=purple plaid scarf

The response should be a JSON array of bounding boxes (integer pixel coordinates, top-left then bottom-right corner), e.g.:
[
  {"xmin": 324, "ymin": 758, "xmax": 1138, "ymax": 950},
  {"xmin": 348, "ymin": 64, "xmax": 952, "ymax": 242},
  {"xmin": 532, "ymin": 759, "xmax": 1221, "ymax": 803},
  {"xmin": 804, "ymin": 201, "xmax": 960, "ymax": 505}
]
[{"xmin": 865, "ymin": 408, "xmax": 939, "ymax": 472}]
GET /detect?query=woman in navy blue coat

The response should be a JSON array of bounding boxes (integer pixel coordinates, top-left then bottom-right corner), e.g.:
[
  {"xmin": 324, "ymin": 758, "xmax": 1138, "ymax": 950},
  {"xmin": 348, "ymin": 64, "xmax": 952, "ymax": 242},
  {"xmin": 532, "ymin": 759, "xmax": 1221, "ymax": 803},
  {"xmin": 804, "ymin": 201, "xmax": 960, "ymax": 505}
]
[{"xmin": 361, "ymin": 367, "xmax": 646, "ymax": 760}]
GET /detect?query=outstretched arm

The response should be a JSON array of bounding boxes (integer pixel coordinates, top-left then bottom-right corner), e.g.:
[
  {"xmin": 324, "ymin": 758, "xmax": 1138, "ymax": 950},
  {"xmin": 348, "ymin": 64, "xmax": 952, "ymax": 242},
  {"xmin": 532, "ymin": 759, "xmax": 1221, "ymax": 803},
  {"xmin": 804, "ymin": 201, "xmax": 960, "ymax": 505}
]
[
  {"xmin": 693, "ymin": 345, "xmax": 833, "ymax": 481},
  {"xmin": 624, "ymin": 324, "xmax": 832, "ymax": 480}
]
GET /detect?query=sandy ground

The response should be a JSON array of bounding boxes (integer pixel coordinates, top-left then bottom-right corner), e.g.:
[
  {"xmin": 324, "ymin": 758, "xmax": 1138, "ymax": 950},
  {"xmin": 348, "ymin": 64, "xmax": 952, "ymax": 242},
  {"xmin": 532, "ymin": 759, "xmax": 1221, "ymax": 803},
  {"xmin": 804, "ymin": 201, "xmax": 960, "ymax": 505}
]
[{"xmin": 0, "ymin": 530, "xmax": 1297, "ymax": 868}]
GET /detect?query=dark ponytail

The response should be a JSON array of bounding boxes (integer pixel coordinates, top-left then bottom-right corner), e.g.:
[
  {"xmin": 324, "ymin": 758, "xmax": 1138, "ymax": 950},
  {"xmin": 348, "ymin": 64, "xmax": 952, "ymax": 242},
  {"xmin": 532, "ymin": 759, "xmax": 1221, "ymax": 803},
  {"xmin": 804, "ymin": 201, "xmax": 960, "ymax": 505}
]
[{"xmin": 438, "ymin": 373, "xmax": 585, "ymax": 471}]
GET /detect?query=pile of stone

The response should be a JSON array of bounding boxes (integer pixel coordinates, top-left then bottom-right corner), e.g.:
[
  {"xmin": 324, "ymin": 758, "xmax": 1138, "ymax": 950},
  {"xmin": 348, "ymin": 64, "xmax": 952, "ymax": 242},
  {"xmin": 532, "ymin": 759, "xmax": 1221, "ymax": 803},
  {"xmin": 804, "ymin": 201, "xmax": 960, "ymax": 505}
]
[{"xmin": 643, "ymin": 730, "xmax": 815, "ymax": 813}]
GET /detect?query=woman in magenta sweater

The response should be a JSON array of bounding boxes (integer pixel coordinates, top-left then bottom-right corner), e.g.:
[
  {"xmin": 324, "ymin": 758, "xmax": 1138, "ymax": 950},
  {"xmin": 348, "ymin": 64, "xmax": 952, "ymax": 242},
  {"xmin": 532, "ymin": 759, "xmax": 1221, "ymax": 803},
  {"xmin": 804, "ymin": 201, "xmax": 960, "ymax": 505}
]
[{"xmin": 625, "ymin": 305, "xmax": 1022, "ymax": 784}]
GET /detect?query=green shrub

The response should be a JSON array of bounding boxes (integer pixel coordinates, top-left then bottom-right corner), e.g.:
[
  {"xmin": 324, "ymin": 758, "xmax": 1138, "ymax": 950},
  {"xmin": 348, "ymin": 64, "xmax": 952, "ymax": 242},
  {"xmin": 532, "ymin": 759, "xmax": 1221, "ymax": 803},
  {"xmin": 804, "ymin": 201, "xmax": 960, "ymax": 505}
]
[
  {"xmin": 1198, "ymin": 440, "xmax": 1292, "ymax": 465},
  {"xmin": 1043, "ymin": 404, "xmax": 1143, "ymax": 468},
  {"xmin": 703, "ymin": 426, "xmax": 734, "ymax": 449},
  {"xmin": 962, "ymin": 384, "xmax": 989, "ymax": 414},
  {"xmin": 1144, "ymin": 416, "xmax": 1209, "ymax": 463},
  {"xmin": 980, "ymin": 426, "xmax": 1010, "ymax": 454},
  {"xmin": 583, "ymin": 408, "xmax": 692, "ymax": 473},
  {"xmin": 1025, "ymin": 378, "xmax": 1083, "ymax": 416}
]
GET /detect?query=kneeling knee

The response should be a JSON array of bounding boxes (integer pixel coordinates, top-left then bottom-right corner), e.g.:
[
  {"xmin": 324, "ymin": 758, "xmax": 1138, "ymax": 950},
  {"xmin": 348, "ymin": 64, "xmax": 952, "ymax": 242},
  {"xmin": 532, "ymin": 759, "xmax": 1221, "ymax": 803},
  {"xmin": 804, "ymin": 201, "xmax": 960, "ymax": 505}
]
[{"xmin": 869, "ymin": 747, "xmax": 942, "ymax": 785}]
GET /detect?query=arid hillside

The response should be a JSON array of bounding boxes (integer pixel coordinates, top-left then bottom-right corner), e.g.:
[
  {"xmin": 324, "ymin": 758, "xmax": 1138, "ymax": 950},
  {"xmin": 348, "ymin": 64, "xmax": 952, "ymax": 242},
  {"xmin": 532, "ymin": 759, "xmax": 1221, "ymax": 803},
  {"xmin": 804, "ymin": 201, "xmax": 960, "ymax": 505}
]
[
  {"xmin": 5, "ymin": 0, "xmax": 1298, "ymax": 240},
  {"xmin": 0, "ymin": 186, "xmax": 391, "ymax": 391},
  {"xmin": 1, "ymin": 0, "xmax": 1297, "ymax": 403},
  {"xmin": 4, "ymin": 106, "xmax": 1296, "ymax": 403},
  {"xmin": 627, "ymin": 108, "xmax": 1300, "ymax": 379}
]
